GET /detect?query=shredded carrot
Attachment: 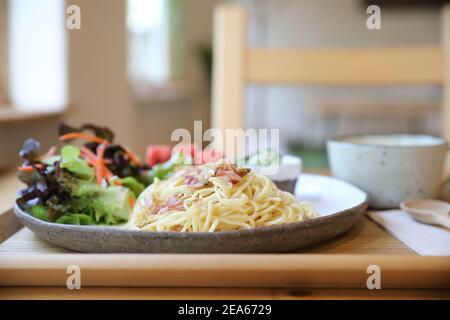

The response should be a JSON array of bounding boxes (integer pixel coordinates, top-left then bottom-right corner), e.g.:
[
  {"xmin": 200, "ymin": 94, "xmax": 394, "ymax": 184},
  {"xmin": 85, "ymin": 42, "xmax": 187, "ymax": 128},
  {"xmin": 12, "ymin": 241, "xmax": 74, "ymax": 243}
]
[
  {"xmin": 81, "ymin": 147, "xmax": 98, "ymax": 167},
  {"xmin": 81, "ymin": 145, "xmax": 113, "ymax": 184},
  {"xmin": 83, "ymin": 157, "xmax": 95, "ymax": 167},
  {"xmin": 96, "ymin": 144, "xmax": 106, "ymax": 159},
  {"xmin": 59, "ymin": 132, "xmax": 110, "ymax": 145},
  {"xmin": 95, "ymin": 144, "xmax": 106, "ymax": 184},
  {"xmin": 114, "ymin": 179, "xmax": 122, "ymax": 186},
  {"xmin": 128, "ymin": 195, "xmax": 135, "ymax": 208},
  {"xmin": 81, "ymin": 147, "xmax": 97, "ymax": 162},
  {"xmin": 104, "ymin": 167, "xmax": 113, "ymax": 180},
  {"xmin": 124, "ymin": 147, "xmax": 140, "ymax": 165},
  {"xmin": 17, "ymin": 165, "xmax": 34, "ymax": 172},
  {"xmin": 96, "ymin": 168, "xmax": 104, "ymax": 184}
]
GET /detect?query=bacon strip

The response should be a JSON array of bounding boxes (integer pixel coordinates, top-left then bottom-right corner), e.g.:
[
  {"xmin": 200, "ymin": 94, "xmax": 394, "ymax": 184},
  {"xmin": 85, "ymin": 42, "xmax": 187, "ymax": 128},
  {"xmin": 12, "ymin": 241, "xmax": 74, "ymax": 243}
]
[
  {"xmin": 214, "ymin": 164, "xmax": 249, "ymax": 184},
  {"xmin": 158, "ymin": 195, "xmax": 185, "ymax": 214},
  {"xmin": 184, "ymin": 175, "xmax": 207, "ymax": 188},
  {"xmin": 143, "ymin": 195, "xmax": 160, "ymax": 215}
]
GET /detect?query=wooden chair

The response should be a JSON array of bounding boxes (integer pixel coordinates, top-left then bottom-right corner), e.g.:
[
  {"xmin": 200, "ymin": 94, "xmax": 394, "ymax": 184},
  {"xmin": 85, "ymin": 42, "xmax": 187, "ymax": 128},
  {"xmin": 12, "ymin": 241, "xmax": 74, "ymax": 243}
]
[{"xmin": 211, "ymin": 4, "xmax": 450, "ymax": 146}]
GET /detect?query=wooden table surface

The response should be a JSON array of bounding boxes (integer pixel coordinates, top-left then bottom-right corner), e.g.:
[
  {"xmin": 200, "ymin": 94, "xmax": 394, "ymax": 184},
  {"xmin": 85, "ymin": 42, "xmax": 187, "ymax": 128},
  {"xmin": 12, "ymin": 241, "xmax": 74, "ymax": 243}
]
[
  {"xmin": 0, "ymin": 214, "xmax": 416, "ymax": 255},
  {"xmin": 0, "ymin": 171, "xmax": 448, "ymax": 300},
  {"xmin": 1, "ymin": 286, "xmax": 449, "ymax": 300}
]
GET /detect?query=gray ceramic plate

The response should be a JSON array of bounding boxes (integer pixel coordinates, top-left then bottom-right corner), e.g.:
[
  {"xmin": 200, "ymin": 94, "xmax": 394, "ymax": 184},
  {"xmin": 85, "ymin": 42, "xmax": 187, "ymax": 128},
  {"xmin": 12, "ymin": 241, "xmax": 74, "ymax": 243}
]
[{"xmin": 14, "ymin": 174, "xmax": 368, "ymax": 253}]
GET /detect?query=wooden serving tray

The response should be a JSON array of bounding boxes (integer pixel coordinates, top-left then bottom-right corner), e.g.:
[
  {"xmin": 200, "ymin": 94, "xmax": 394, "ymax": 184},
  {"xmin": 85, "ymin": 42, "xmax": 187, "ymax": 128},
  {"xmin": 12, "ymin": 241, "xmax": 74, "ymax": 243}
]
[{"xmin": 1, "ymin": 207, "xmax": 449, "ymax": 289}]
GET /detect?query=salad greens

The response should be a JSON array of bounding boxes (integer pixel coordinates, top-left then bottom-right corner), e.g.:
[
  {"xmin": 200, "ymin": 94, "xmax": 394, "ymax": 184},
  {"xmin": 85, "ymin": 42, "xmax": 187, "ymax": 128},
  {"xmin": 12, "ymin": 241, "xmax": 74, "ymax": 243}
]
[
  {"xmin": 16, "ymin": 123, "xmax": 185, "ymax": 226},
  {"xmin": 60, "ymin": 145, "xmax": 94, "ymax": 179},
  {"xmin": 143, "ymin": 151, "xmax": 191, "ymax": 184},
  {"xmin": 238, "ymin": 149, "xmax": 280, "ymax": 166}
]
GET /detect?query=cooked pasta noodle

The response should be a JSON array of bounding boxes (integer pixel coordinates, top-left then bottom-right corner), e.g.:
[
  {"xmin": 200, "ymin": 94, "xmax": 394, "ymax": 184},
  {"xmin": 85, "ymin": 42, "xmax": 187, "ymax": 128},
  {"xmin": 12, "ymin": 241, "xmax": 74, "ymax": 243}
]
[{"xmin": 128, "ymin": 162, "xmax": 317, "ymax": 232}]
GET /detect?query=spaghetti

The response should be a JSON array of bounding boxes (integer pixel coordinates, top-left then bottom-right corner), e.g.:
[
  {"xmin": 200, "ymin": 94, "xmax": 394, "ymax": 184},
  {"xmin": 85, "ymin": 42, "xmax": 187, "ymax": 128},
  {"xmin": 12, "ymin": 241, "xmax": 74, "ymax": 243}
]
[{"xmin": 128, "ymin": 162, "xmax": 317, "ymax": 232}]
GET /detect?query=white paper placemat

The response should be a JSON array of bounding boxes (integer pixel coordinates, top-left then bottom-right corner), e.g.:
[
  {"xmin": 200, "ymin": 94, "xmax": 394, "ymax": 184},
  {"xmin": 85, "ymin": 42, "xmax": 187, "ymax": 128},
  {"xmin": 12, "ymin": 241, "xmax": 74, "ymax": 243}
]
[{"xmin": 367, "ymin": 210, "xmax": 450, "ymax": 256}]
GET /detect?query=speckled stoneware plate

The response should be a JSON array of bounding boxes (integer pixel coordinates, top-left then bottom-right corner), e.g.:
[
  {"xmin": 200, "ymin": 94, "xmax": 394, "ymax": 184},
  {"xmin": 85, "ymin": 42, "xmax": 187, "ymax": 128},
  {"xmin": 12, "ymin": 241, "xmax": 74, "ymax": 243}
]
[{"xmin": 14, "ymin": 174, "xmax": 368, "ymax": 253}]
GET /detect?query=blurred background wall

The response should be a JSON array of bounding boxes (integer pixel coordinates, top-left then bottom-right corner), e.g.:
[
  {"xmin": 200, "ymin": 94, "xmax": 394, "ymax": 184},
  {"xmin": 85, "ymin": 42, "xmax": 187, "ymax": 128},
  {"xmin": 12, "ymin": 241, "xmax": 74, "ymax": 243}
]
[
  {"xmin": 0, "ymin": 0, "xmax": 7, "ymax": 102},
  {"xmin": 0, "ymin": 0, "xmax": 445, "ymax": 169},
  {"xmin": 239, "ymin": 0, "xmax": 441, "ymax": 155},
  {"xmin": 67, "ymin": 0, "xmax": 218, "ymax": 157},
  {"xmin": 0, "ymin": 0, "xmax": 219, "ymax": 167}
]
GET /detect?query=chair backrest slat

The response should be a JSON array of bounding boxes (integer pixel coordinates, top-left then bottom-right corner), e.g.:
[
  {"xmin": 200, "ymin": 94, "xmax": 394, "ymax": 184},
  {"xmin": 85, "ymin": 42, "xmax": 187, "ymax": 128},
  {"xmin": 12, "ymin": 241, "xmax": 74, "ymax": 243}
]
[
  {"xmin": 212, "ymin": 5, "xmax": 246, "ymax": 133},
  {"xmin": 212, "ymin": 4, "xmax": 450, "ymax": 165},
  {"xmin": 247, "ymin": 47, "xmax": 444, "ymax": 85}
]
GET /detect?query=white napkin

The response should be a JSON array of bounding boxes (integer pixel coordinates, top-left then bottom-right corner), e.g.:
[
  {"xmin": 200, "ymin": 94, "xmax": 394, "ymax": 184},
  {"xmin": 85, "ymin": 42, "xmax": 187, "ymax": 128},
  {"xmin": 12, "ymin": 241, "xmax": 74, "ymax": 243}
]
[{"xmin": 367, "ymin": 210, "xmax": 450, "ymax": 256}]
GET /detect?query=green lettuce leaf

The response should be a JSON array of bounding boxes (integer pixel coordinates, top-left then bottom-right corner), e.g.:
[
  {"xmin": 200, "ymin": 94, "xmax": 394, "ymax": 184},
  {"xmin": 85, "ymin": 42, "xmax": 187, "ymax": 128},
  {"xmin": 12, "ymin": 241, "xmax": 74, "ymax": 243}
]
[
  {"xmin": 143, "ymin": 152, "xmax": 191, "ymax": 184},
  {"xmin": 121, "ymin": 176, "xmax": 145, "ymax": 197},
  {"xmin": 56, "ymin": 213, "xmax": 94, "ymax": 225},
  {"xmin": 56, "ymin": 168, "xmax": 133, "ymax": 225},
  {"xmin": 60, "ymin": 145, "xmax": 94, "ymax": 180},
  {"xmin": 91, "ymin": 186, "xmax": 133, "ymax": 223},
  {"xmin": 30, "ymin": 205, "xmax": 48, "ymax": 221}
]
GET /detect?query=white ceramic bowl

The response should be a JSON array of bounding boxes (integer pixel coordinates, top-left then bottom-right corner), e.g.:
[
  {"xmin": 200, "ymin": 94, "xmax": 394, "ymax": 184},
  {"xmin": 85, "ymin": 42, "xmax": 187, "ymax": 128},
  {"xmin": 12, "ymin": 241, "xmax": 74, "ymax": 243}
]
[
  {"xmin": 327, "ymin": 134, "xmax": 448, "ymax": 209},
  {"xmin": 247, "ymin": 155, "xmax": 302, "ymax": 194}
]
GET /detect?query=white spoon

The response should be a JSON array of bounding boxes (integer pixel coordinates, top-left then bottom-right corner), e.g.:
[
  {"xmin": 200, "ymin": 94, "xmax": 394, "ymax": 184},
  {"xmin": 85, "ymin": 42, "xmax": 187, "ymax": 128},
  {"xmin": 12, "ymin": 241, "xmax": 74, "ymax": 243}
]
[{"xmin": 400, "ymin": 199, "xmax": 450, "ymax": 229}]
